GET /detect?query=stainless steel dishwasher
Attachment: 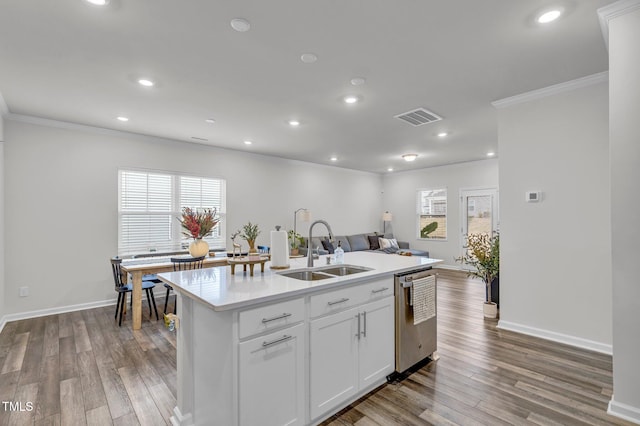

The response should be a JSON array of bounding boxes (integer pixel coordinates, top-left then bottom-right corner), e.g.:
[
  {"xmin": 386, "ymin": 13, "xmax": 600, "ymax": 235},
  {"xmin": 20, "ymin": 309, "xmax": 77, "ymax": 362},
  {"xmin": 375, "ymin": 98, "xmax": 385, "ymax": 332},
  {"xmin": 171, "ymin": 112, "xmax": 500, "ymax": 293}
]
[{"xmin": 393, "ymin": 267, "xmax": 438, "ymax": 374}]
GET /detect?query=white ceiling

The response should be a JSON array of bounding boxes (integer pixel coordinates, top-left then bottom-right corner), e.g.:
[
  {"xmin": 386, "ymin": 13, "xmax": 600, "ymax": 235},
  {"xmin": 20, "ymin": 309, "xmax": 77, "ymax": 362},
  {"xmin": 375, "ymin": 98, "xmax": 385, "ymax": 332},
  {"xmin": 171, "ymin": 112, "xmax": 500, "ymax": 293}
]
[{"xmin": 0, "ymin": 0, "xmax": 613, "ymax": 173}]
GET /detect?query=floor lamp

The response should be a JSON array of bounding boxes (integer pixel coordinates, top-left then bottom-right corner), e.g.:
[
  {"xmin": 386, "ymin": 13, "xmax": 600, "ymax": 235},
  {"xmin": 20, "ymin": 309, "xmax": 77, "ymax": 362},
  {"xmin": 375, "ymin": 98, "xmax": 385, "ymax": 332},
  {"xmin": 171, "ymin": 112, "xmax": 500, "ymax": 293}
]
[
  {"xmin": 293, "ymin": 208, "xmax": 311, "ymax": 235},
  {"xmin": 382, "ymin": 211, "xmax": 393, "ymax": 234}
]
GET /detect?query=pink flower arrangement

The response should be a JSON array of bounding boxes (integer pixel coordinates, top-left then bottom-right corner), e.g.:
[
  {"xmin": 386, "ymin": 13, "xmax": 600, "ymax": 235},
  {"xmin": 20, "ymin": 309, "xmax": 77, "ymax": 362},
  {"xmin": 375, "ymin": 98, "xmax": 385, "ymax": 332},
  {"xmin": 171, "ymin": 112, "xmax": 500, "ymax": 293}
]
[{"xmin": 179, "ymin": 207, "xmax": 219, "ymax": 240}]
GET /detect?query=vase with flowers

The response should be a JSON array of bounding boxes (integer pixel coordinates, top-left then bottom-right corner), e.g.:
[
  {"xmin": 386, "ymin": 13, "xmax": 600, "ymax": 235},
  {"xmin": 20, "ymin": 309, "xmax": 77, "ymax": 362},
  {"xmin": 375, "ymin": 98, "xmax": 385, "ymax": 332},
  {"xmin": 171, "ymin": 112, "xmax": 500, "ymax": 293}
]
[
  {"xmin": 240, "ymin": 221, "xmax": 261, "ymax": 254},
  {"xmin": 179, "ymin": 207, "xmax": 220, "ymax": 257}
]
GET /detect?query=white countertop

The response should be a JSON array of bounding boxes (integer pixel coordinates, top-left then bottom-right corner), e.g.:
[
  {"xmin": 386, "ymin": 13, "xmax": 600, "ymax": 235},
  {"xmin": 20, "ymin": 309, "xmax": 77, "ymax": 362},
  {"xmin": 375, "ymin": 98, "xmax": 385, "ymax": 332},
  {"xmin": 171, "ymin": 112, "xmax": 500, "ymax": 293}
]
[{"xmin": 158, "ymin": 251, "xmax": 442, "ymax": 311}]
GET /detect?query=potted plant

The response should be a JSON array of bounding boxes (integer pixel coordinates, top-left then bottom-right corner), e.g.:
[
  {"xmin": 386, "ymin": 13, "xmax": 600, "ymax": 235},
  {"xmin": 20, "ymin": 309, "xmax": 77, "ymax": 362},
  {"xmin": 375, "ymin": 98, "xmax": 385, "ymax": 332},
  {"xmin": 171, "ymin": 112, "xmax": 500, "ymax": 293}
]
[
  {"xmin": 240, "ymin": 221, "xmax": 261, "ymax": 254},
  {"xmin": 288, "ymin": 230, "xmax": 304, "ymax": 256},
  {"xmin": 456, "ymin": 232, "xmax": 500, "ymax": 318},
  {"xmin": 179, "ymin": 207, "xmax": 219, "ymax": 257}
]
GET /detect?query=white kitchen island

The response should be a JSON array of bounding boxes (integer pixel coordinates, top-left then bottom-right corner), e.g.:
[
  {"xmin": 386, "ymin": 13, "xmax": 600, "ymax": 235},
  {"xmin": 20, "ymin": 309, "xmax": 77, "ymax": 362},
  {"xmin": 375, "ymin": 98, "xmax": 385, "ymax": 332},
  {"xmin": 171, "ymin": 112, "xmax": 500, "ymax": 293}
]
[{"xmin": 158, "ymin": 251, "xmax": 441, "ymax": 426}]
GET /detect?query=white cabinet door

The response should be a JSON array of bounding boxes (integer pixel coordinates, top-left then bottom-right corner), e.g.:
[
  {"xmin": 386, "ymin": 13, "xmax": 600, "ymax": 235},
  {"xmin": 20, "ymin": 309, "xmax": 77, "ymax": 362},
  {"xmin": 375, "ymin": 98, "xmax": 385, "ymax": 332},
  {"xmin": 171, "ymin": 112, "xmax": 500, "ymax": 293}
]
[
  {"xmin": 238, "ymin": 323, "xmax": 305, "ymax": 426},
  {"xmin": 358, "ymin": 296, "xmax": 394, "ymax": 389},
  {"xmin": 309, "ymin": 306, "xmax": 359, "ymax": 421}
]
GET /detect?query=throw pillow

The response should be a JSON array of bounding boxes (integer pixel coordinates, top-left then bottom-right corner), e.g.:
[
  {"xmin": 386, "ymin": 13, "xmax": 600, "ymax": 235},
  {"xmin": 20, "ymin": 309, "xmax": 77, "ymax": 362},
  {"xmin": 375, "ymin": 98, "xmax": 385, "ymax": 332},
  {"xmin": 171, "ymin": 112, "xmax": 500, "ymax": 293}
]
[
  {"xmin": 321, "ymin": 238, "xmax": 335, "ymax": 254},
  {"xmin": 367, "ymin": 235, "xmax": 380, "ymax": 250},
  {"xmin": 378, "ymin": 237, "xmax": 399, "ymax": 250}
]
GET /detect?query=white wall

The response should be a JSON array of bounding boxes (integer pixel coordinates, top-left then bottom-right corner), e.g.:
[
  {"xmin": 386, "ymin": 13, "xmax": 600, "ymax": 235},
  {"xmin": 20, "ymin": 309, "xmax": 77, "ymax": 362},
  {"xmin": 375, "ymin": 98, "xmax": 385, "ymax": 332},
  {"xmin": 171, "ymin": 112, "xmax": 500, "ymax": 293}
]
[
  {"xmin": 608, "ymin": 4, "xmax": 640, "ymax": 422},
  {"xmin": 0, "ymin": 115, "xmax": 5, "ymax": 324},
  {"xmin": 3, "ymin": 118, "xmax": 382, "ymax": 316},
  {"xmin": 496, "ymin": 80, "xmax": 612, "ymax": 352},
  {"xmin": 381, "ymin": 159, "xmax": 498, "ymax": 267}
]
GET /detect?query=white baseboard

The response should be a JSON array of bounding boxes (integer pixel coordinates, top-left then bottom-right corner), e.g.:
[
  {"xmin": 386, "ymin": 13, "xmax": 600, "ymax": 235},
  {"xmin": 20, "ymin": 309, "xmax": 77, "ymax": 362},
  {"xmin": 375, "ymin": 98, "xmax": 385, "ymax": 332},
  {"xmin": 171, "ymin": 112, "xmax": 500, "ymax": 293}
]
[
  {"xmin": 497, "ymin": 320, "xmax": 612, "ymax": 355},
  {"xmin": 170, "ymin": 406, "xmax": 193, "ymax": 426},
  {"xmin": 608, "ymin": 396, "xmax": 640, "ymax": 425},
  {"xmin": 434, "ymin": 264, "xmax": 463, "ymax": 271},
  {"xmin": 0, "ymin": 293, "xmax": 168, "ymax": 333}
]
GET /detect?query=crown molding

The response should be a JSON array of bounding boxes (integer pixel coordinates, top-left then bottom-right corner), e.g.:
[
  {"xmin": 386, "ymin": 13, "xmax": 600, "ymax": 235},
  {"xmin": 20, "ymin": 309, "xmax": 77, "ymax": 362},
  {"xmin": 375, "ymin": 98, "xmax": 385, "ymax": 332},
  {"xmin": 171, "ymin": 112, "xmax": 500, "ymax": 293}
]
[
  {"xmin": 598, "ymin": 0, "xmax": 640, "ymax": 51},
  {"xmin": 491, "ymin": 71, "xmax": 609, "ymax": 109}
]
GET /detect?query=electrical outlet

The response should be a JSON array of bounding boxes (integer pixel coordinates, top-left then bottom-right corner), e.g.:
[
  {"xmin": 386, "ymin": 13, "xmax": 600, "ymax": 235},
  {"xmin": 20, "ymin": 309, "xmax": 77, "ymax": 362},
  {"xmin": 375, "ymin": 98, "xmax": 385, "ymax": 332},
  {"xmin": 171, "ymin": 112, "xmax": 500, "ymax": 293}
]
[{"xmin": 19, "ymin": 286, "xmax": 29, "ymax": 297}]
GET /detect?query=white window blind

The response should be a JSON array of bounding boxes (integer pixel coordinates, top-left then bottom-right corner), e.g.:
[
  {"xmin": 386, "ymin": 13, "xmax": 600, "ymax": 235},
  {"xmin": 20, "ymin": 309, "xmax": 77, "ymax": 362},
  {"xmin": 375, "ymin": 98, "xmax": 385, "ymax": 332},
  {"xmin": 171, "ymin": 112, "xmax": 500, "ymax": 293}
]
[
  {"xmin": 417, "ymin": 188, "xmax": 447, "ymax": 240},
  {"xmin": 118, "ymin": 170, "xmax": 226, "ymax": 255}
]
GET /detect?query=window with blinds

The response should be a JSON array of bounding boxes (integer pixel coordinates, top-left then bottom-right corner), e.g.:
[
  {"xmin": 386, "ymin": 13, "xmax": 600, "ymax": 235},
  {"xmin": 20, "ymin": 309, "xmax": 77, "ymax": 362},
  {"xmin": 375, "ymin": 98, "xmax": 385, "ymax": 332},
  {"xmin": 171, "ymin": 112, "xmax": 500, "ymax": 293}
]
[
  {"xmin": 417, "ymin": 188, "xmax": 447, "ymax": 240},
  {"xmin": 118, "ymin": 170, "xmax": 226, "ymax": 255}
]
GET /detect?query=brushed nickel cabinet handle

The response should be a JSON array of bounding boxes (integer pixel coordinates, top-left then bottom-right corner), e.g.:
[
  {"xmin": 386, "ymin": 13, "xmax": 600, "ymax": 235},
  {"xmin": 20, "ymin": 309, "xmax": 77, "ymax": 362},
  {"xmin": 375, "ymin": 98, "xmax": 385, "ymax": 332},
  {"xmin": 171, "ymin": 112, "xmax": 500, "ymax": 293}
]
[
  {"xmin": 362, "ymin": 311, "xmax": 367, "ymax": 337},
  {"xmin": 356, "ymin": 314, "xmax": 361, "ymax": 340},
  {"xmin": 262, "ymin": 335, "xmax": 293, "ymax": 348},
  {"xmin": 371, "ymin": 287, "xmax": 389, "ymax": 294},
  {"xmin": 328, "ymin": 297, "xmax": 350, "ymax": 306},
  {"xmin": 261, "ymin": 313, "xmax": 292, "ymax": 324}
]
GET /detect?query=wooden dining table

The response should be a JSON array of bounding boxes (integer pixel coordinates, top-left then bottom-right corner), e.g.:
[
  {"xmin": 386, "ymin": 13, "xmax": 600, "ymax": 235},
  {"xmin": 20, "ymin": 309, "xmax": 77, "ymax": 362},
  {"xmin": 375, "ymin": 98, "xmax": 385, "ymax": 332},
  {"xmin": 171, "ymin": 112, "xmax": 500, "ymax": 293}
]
[{"xmin": 121, "ymin": 256, "xmax": 228, "ymax": 330}]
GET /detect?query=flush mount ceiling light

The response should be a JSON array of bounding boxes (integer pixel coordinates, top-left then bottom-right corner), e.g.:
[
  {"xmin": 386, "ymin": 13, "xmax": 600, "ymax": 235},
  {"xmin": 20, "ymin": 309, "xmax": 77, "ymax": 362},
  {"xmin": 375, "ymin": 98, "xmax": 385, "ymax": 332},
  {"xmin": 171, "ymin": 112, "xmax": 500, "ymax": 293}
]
[
  {"xmin": 137, "ymin": 78, "xmax": 154, "ymax": 87},
  {"xmin": 205, "ymin": 118, "xmax": 216, "ymax": 124},
  {"xmin": 402, "ymin": 154, "xmax": 418, "ymax": 162},
  {"xmin": 343, "ymin": 95, "xmax": 359, "ymax": 104},
  {"xmin": 300, "ymin": 53, "xmax": 318, "ymax": 64},
  {"xmin": 330, "ymin": 156, "xmax": 338, "ymax": 162},
  {"xmin": 116, "ymin": 116, "xmax": 129, "ymax": 122},
  {"xmin": 230, "ymin": 18, "xmax": 251, "ymax": 32},
  {"xmin": 350, "ymin": 77, "xmax": 366, "ymax": 86},
  {"xmin": 537, "ymin": 9, "xmax": 562, "ymax": 24},
  {"xmin": 387, "ymin": 167, "xmax": 394, "ymax": 172},
  {"xmin": 437, "ymin": 132, "xmax": 448, "ymax": 137},
  {"xmin": 85, "ymin": 0, "xmax": 109, "ymax": 5},
  {"xmin": 244, "ymin": 140, "xmax": 253, "ymax": 145},
  {"xmin": 288, "ymin": 120, "xmax": 300, "ymax": 127}
]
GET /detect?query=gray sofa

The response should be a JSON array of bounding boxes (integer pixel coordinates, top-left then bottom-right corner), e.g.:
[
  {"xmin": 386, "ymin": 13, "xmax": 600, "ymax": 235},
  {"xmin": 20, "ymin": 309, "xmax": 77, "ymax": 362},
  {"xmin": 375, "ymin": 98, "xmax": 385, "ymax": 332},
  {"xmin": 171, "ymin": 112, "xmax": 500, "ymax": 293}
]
[{"xmin": 299, "ymin": 233, "xmax": 429, "ymax": 257}]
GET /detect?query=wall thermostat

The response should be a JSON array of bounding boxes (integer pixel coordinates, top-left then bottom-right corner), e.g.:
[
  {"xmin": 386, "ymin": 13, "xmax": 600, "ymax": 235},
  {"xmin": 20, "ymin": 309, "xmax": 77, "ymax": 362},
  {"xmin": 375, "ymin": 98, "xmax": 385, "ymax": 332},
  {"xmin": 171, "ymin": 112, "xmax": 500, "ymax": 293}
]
[{"xmin": 526, "ymin": 191, "xmax": 542, "ymax": 202}]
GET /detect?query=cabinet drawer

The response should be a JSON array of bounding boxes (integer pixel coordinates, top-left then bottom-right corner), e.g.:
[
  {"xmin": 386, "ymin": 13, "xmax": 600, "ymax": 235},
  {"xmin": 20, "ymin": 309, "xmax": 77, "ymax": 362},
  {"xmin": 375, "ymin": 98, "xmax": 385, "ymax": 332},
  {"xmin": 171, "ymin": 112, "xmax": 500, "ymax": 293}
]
[
  {"xmin": 360, "ymin": 279, "xmax": 394, "ymax": 303},
  {"xmin": 239, "ymin": 298, "xmax": 305, "ymax": 339},
  {"xmin": 309, "ymin": 285, "xmax": 366, "ymax": 318}
]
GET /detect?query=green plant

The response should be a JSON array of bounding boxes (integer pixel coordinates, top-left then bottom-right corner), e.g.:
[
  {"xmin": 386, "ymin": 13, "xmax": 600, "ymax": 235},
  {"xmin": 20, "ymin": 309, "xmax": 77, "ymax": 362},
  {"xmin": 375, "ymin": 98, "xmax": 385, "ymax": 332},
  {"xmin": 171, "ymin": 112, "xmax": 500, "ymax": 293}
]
[
  {"xmin": 240, "ymin": 221, "xmax": 260, "ymax": 242},
  {"xmin": 179, "ymin": 207, "xmax": 219, "ymax": 239},
  {"xmin": 288, "ymin": 230, "xmax": 304, "ymax": 249},
  {"xmin": 420, "ymin": 221, "xmax": 438, "ymax": 238},
  {"xmin": 455, "ymin": 232, "xmax": 500, "ymax": 304}
]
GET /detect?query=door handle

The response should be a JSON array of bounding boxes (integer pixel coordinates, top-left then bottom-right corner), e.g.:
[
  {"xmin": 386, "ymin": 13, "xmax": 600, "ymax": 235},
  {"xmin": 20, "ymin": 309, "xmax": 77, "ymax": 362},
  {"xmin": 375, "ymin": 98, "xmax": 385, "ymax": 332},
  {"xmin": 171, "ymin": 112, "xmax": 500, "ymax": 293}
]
[{"xmin": 362, "ymin": 311, "xmax": 367, "ymax": 337}]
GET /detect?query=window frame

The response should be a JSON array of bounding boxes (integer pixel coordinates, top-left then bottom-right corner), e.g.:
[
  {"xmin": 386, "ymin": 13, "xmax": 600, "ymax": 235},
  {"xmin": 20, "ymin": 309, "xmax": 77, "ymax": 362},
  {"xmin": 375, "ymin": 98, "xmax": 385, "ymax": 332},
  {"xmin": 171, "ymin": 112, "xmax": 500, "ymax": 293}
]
[
  {"xmin": 118, "ymin": 168, "xmax": 226, "ymax": 256},
  {"xmin": 416, "ymin": 187, "xmax": 448, "ymax": 241}
]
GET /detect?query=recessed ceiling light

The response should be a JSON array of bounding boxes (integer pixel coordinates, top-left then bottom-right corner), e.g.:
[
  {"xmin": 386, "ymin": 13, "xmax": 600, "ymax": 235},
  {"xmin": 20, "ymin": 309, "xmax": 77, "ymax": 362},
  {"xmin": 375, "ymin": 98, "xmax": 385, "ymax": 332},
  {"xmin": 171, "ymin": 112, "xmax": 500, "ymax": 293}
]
[
  {"xmin": 85, "ymin": 0, "xmax": 109, "ymax": 5},
  {"xmin": 402, "ymin": 154, "xmax": 418, "ymax": 162},
  {"xmin": 205, "ymin": 118, "xmax": 216, "ymax": 124},
  {"xmin": 537, "ymin": 10, "xmax": 562, "ymax": 24},
  {"xmin": 487, "ymin": 152, "xmax": 496, "ymax": 157},
  {"xmin": 437, "ymin": 132, "xmax": 448, "ymax": 137},
  {"xmin": 116, "ymin": 116, "xmax": 129, "ymax": 122},
  {"xmin": 350, "ymin": 77, "xmax": 366, "ymax": 86},
  {"xmin": 387, "ymin": 167, "xmax": 394, "ymax": 172},
  {"xmin": 300, "ymin": 53, "xmax": 318, "ymax": 64},
  {"xmin": 343, "ymin": 95, "xmax": 359, "ymax": 104},
  {"xmin": 230, "ymin": 18, "xmax": 251, "ymax": 32},
  {"xmin": 244, "ymin": 140, "xmax": 253, "ymax": 145},
  {"xmin": 330, "ymin": 156, "xmax": 338, "ymax": 162},
  {"xmin": 288, "ymin": 120, "xmax": 300, "ymax": 127},
  {"xmin": 138, "ymin": 78, "xmax": 154, "ymax": 87}
]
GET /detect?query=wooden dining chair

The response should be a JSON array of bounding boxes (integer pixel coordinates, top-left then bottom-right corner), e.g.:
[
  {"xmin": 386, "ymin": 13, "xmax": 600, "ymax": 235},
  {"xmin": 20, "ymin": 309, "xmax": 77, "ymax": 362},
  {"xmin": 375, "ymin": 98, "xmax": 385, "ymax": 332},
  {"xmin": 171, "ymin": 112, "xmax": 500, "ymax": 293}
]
[
  {"xmin": 111, "ymin": 257, "xmax": 159, "ymax": 326},
  {"xmin": 164, "ymin": 255, "xmax": 205, "ymax": 314}
]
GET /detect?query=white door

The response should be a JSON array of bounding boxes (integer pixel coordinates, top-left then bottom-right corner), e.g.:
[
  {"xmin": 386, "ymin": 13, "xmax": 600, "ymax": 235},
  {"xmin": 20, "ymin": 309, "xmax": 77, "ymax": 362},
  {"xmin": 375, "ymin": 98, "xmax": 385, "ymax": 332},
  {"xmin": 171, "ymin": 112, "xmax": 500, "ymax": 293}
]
[
  {"xmin": 238, "ymin": 323, "xmax": 306, "ymax": 426},
  {"xmin": 309, "ymin": 307, "xmax": 359, "ymax": 421},
  {"xmin": 358, "ymin": 296, "xmax": 395, "ymax": 390},
  {"xmin": 460, "ymin": 188, "xmax": 499, "ymax": 267}
]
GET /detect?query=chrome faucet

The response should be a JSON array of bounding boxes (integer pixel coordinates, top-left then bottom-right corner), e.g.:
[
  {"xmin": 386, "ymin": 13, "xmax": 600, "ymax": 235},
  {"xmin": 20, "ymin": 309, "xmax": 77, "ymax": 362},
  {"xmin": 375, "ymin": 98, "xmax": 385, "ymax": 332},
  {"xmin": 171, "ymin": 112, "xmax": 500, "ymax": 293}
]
[{"xmin": 307, "ymin": 220, "xmax": 334, "ymax": 267}]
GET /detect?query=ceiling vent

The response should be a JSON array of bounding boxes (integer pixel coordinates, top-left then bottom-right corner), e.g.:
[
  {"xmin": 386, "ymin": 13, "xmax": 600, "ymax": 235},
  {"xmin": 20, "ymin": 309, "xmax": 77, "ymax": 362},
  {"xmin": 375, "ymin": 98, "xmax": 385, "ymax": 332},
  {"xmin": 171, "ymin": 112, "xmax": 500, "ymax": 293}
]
[{"xmin": 394, "ymin": 108, "xmax": 442, "ymax": 126}]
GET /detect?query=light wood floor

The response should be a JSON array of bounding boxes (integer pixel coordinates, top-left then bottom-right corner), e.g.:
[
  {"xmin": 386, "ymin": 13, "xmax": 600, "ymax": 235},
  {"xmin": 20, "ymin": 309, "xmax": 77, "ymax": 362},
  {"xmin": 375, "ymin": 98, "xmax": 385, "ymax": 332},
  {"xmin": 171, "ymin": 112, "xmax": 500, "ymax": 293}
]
[{"xmin": 0, "ymin": 270, "xmax": 632, "ymax": 425}]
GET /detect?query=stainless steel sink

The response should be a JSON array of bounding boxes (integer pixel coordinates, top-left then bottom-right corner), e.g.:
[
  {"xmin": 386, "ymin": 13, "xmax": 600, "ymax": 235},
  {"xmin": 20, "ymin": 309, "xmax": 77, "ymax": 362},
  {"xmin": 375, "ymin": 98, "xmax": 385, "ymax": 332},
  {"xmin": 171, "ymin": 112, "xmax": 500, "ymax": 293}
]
[
  {"xmin": 278, "ymin": 270, "xmax": 334, "ymax": 281},
  {"xmin": 315, "ymin": 265, "xmax": 373, "ymax": 276}
]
